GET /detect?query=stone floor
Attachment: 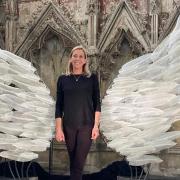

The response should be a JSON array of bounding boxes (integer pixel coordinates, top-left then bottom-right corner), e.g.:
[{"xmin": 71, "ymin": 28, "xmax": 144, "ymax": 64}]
[
  {"xmin": 0, "ymin": 176, "xmax": 180, "ymax": 180},
  {"xmin": 0, "ymin": 178, "xmax": 38, "ymax": 180},
  {"xmin": 118, "ymin": 176, "xmax": 180, "ymax": 180},
  {"xmin": 1, "ymin": 176, "xmax": 180, "ymax": 180},
  {"xmin": 149, "ymin": 176, "xmax": 180, "ymax": 180}
]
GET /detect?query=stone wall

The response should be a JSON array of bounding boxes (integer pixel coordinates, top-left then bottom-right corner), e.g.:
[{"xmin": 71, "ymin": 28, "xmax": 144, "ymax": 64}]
[
  {"xmin": 0, "ymin": 0, "xmax": 180, "ymax": 176},
  {"xmin": 17, "ymin": 1, "xmax": 43, "ymax": 43},
  {"xmin": 0, "ymin": 3, "xmax": 5, "ymax": 49},
  {"xmin": 38, "ymin": 138, "xmax": 121, "ymax": 174}
]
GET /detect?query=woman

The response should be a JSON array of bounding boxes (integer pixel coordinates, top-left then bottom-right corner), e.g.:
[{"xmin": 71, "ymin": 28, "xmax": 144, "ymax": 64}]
[{"xmin": 55, "ymin": 45, "xmax": 101, "ymax": 180}]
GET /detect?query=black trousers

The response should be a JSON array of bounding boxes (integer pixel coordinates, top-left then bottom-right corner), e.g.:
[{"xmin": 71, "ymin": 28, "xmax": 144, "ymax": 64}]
[{"xmin": 64, "ymin": 125, "xmax": 93, "ymax": 180}]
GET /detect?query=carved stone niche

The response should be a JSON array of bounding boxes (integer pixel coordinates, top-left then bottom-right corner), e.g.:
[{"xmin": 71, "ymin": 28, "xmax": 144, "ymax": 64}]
[
  {"xmin": 149, "ymin": 0, "xmax": 161, "ymax": 15},
  {"xmin": 159, "ymin": 12, "xmax": 170, "ymax": 36},
  {"xmin": 87, "ymin": 46, "xmax": 100, "ymax": 74},
  {"xmin": 100, "ymin": 30, "xmax": 144, "ymax": 96},
  {"xmin": 27, "ymin": 26, "xmax": 76, "ymax": 98},
  {"xmin": 0, "ymin": 4, "xmax": 5, "ymax": 49},
  {"xmin": 0, "ymin": 31, "xmax": 5, "ymax": 49}
]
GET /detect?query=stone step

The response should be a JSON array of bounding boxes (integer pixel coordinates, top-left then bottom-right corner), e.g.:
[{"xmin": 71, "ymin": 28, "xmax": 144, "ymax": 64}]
[
  {"xmin": 117, "ymin": 176, "xmax": 180, "ymax": 180},
  {"xmin": 0, "ymin": 177, "xmax": 38, "ymax": 180}
]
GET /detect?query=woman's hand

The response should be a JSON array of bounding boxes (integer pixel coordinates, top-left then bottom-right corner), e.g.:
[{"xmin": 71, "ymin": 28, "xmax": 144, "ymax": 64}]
[
  {"xmin": 55, "ymin": 129, "xmax": 65, "ymax": 142},
  {"xmin": 91, "ymin": 126, "xmax": 99, "ymax": 140}
]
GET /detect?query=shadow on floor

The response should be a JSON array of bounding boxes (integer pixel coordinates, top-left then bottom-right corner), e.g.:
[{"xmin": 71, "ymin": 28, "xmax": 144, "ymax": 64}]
[{"xmin": 0, "ymin": 160, "xmax": 144, "ymax": 180}]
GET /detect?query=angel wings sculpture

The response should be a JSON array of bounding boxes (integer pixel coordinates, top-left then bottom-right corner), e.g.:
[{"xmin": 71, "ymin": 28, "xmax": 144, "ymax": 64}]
[{"xmin": 101, "ymin": 16, "xmax": 180, "ymax": 167}]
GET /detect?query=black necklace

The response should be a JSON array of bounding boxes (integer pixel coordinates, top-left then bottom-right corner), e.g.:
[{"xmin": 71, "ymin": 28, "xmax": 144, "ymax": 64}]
[{"xmin": 73, "ymin": 74, "xmax": 81, "ymax": 82}]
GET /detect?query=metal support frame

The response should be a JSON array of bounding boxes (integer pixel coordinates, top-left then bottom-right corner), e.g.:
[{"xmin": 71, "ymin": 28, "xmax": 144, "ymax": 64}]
[
  {"xmin": 48, "ymin": 138, "xmax": 54, "ymax": 174},
  {"xmin": 0, "ymin": 158, "xmax": 35, "ymax": 180},
  {"xmin": 117, "ymin": 163, "xmax": 151, "ymax": 180}
]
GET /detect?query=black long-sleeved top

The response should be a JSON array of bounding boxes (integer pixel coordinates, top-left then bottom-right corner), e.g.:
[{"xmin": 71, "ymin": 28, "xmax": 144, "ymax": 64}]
[{"xmin": 55, "ymin": 73, "xmax": 101, "ymax": 128}]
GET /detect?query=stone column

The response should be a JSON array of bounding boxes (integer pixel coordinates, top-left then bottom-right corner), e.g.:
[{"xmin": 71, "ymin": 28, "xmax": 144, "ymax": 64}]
[
  {"xmin": 86, "ymin": 0, "xmax": 100, "ymax": 81},
  {"xmin": 5, "ymin": 0, "xmax": 18, "ymax": 52},
  {"xmin": 88, "ymin": 46, "xmax": 100, "ymax": 82},
  {"xmin": 172, "ymin": 120, "xmax": 180, "ymax": 146},
  {"xmin": 86, "ymin": 0, "xmax": 99, "ymax": 48},
  {"xmin": 151, "ymin": 14, "xmax": 158, "ymax": 45},
  {"xmin": 149, "ymin": 0, "xmax": 160, "ymax": 49},
  {"xmin": 0, "ymin": 31, "xmax": 5, "ymax": 49}
]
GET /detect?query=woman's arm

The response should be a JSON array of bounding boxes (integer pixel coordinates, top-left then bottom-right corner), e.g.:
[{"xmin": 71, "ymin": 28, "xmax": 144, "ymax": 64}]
[
  {"xmin": 94, "ymin": 111, "xmax": 101, "ymax": 128},
  {"xmin": 55, "ymin": 76, "xmax": 65, "ymax": 142},
  {"xmin": 55, "ymin": 76, "xmax": 64, "ymax": 120},
  {"xmin": 92, "ymin": 73, "xmax": 101, "ymax": 113},
  {"xmin": 92, "ymin": 74, "xmax": 101, "ymax": 140},
  {"xmin": 55, "ymin": 117, "xmax": 65, "ymax": 142},
  {"xmin": 91, "ymin": 111, "xmax": 101, "ymax": 140}
]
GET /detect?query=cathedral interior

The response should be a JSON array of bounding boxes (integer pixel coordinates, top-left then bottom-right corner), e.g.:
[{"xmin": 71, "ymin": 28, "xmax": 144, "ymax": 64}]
[{"xmin": 0, "ymin": 0, "xmax": 180, "ymax": 178}]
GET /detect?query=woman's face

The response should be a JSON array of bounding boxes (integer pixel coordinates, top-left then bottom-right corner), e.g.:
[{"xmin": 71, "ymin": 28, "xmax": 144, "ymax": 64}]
[{"xmin": 70, "ymin": 49, "xmax": 86, "ymax": 70}]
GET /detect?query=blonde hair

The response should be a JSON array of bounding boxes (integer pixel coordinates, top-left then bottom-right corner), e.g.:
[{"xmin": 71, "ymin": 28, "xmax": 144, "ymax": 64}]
[{"xmin": 66, "ymin": 45, "xmax": 91, "ymax": 77}]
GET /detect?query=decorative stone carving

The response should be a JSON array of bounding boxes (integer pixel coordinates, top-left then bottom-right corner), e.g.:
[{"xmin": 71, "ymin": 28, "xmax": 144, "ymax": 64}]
[
  {"xmin": 86, "ymin": 0, "xmax": 99, "ymax": 15},
  {"xmin": 100, "ymin": 29, "xmax": 143, "ymax": 83},
  {"xmin": 127, "ymin": 0, "xmax": 138, "ymax": 11},
  {"xmin": 150, "ymin": 0, "xmax": 161, "ymax": 15},
  {"xmin": 27, "ymin": 24, "xmax": 77, "ymax": 97},
  {"xmin": 15, "ymin": 2, "xmax": 87, "ymax": 58},
  {"xmin": 98, "ymin": 1, "xmax": 150, "ymax": 53},
  {"xmin": 87, "ymin": 46, "xmax": 100, "ymax": 73},
  {"xmin": 86, "ymin": 0, "xmax": 100, "ymax": 47},
  {"xmin": 4, "ymin": 0, "xmax": 18, "ymax": 51},
  {"xmin": 159, "ymin": 12, "xmax": 169, "ymax": 36},
  {"xmin": 158, "ymin": 4, "xmax": 180, "ymax": 43},
  {"xmin": 0, "ymin": 31, "xmax": 5, "ymax": 49},
  {"xmin": 140, "ymin": 14, "xmax": 152, "ymax": 43},
  {"xmin": 17, "ymin": 1, "xmax": 86, "ymax": 51},
  {"xmin": 4, "ymin": 0, "xmax": 18, "ymax": 18}
]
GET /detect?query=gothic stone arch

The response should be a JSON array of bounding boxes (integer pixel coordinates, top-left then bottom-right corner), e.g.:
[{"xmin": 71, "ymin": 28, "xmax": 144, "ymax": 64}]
[
  {"xmin": 15, "ymin": 2, "xmax": 87, "ymax": 58},
  {"xmin": 14, "ymin": 2, "xmax": 87, "ymax": 97},
  {"xmin": 97, "ymin": 1, "xmax": 150, "ymax": 95},
  {"xmin": 100, "ymin": 29, "xmax": 145, "ymax": 96}
]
